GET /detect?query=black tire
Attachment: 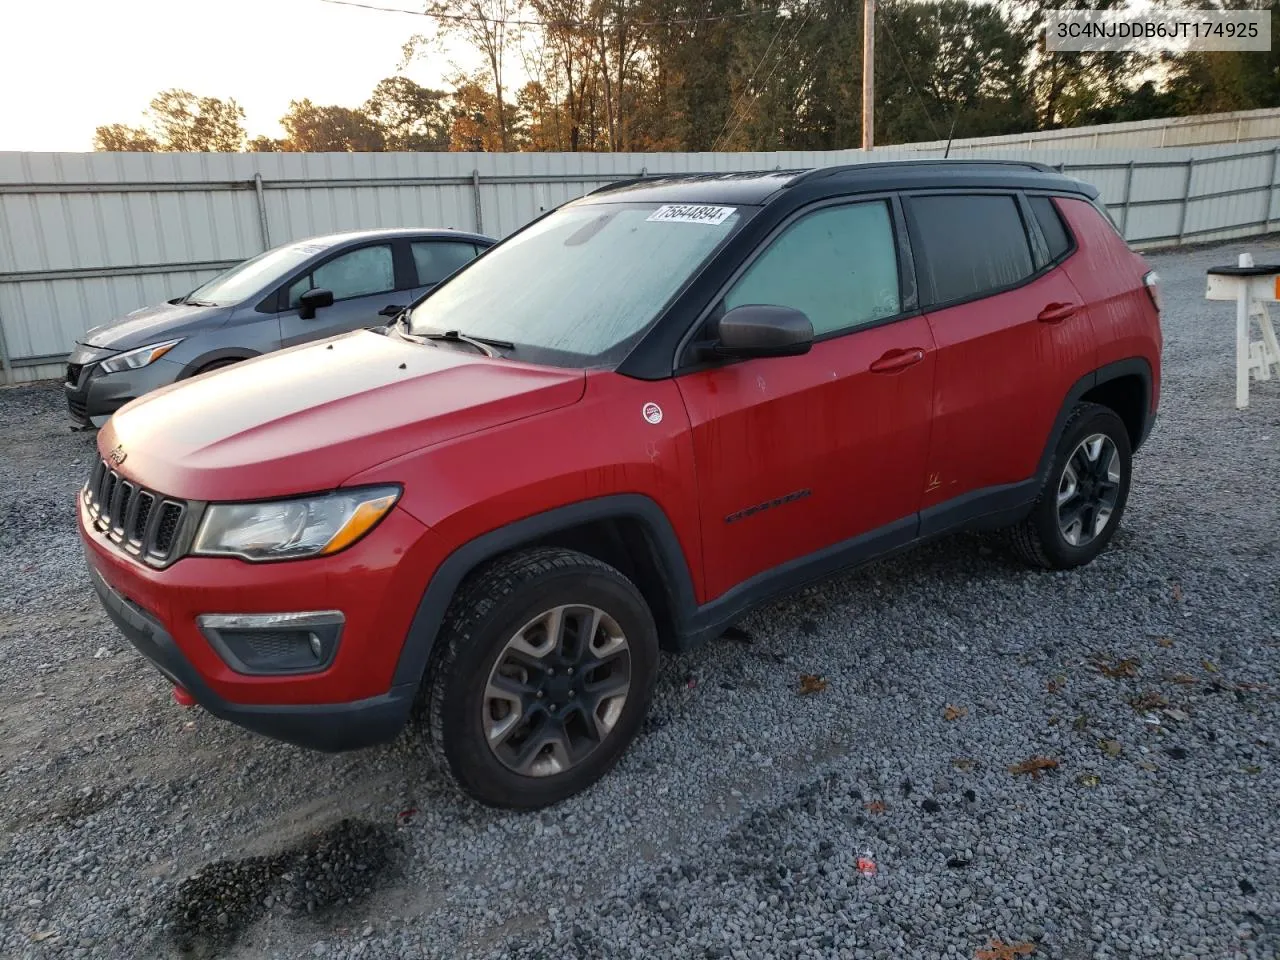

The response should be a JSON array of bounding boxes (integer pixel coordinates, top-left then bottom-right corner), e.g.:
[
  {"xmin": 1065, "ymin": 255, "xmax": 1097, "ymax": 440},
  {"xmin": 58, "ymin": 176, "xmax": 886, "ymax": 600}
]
[
  {"xmin": 190, "ymin": 358, "xmax": 241, "ymax": 378},
  {"xmin": 1012, "ymin": 402, "xmax": 1133, "ymax": 570},
  {"xmin": 423, "ymin": 547, "xmax": 659, "ymax": 809}
]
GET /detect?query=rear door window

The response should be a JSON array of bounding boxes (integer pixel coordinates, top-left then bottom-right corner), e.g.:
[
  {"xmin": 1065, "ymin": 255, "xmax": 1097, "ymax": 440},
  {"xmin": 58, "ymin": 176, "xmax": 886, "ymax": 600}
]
[
  {"xmin": 411, "ymin": 241, "xmax": 481, "ymax": 286},
  {"xmin": 906, "ymin": 194, "xmax": 1034, "ymax": 306},
  {"xmin": 723, "ymin": 200, "xmax": 900, "ymax": 337},
  {"xmin": 1029, "ymin": 196, "xmax": 1073, "ymax": 261}
]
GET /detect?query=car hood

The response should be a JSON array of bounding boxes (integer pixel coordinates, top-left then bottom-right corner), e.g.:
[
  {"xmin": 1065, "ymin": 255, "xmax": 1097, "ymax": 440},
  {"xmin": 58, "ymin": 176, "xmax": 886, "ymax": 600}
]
[
  {"xmin": 82, "ymin": 300, "xmax": 227, "ymax": 350},
  {"xmin": 100, "ymin": 331, "xmax": 586, "ymax": 502}
]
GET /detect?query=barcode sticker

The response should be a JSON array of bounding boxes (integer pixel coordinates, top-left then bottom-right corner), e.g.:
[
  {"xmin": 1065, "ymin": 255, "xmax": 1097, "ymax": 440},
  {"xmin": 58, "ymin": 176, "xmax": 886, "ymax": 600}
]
[{"xmin": 646, "ymin": 204, "xmax": 736, "ymax": 225}]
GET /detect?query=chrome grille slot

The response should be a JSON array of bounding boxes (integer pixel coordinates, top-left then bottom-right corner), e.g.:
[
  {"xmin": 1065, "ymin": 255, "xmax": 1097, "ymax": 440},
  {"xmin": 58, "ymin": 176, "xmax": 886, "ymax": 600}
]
[{"xmin": 83, "ymin": 458, "xmax": 189, "ymax": 566}]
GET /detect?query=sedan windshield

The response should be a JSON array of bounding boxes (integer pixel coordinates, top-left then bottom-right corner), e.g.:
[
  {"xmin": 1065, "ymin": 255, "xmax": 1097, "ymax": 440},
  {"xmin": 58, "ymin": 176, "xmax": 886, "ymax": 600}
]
[
  {"xmin": 407, "ymin": 201, "xmax": 746, "ymax": 366},
  {"xmin": 185, "ymin": 240, "xmax": 330, "ymax": 306}
]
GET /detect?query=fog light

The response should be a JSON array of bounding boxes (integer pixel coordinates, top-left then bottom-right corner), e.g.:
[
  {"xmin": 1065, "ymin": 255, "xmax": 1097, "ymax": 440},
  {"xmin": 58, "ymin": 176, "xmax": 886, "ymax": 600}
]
[{"xmin": 196, "ymin": 611, "xmax": 344, "ymax": 675}]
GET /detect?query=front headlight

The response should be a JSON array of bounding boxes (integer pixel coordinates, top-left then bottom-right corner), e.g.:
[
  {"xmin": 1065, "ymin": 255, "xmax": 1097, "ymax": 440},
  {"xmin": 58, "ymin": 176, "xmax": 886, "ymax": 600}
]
[
  {"xmin": 99, "ymin": 339, "xmax": 183, "ymax": 375},
  {"xmin": 192, "ymin": 486, "xmax": 400, "ymax": 562}
]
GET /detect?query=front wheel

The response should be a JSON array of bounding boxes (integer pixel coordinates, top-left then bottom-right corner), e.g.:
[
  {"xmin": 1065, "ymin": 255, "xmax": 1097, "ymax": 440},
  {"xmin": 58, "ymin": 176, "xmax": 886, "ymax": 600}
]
[
  {"xmin": 424, "ymin": 547, "xmax": 659, "ymax": 809},
  {"xmin": 1012, "ymin": 402, "xmax": 1133, "ymax": 570}
]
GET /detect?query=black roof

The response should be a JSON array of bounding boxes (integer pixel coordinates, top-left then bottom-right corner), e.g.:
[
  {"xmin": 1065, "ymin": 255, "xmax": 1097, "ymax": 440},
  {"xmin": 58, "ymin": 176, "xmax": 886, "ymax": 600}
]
[{"xmin": 581, "ymin": 159, "xmax": 1096, "ymax": 206}]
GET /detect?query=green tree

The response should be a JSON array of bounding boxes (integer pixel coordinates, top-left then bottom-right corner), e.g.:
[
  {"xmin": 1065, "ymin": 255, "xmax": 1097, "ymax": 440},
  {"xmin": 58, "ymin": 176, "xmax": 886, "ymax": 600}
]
[
  {"xmin": 364, "ymin": 77, "xmax": 452, "ymax": 150},
  {"xmin": 92, "ymin": 123, "xmax": 160, "ymax": 151},
  {"xmin": 279, "ymin": 99, "xmax": 386, "ymax": 151}
]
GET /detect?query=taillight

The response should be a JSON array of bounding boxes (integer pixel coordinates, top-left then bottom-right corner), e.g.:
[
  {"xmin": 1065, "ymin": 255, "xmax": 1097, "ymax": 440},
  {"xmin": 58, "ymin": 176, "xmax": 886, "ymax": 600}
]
[{"xmin": 1143, "ymin": 270, "xmax": 1161, "ymax": 313}]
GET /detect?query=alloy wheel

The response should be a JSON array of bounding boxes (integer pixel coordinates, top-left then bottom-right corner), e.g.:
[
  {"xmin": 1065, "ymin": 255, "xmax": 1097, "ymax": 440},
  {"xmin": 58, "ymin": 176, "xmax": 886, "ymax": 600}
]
[
  {"xmin": 1056, "ymin": 432, "xmax": 1122, "ymax": 547},
  {"xmin": 483, "ymin": 605, "xmax": 631, "ymax": 777}
]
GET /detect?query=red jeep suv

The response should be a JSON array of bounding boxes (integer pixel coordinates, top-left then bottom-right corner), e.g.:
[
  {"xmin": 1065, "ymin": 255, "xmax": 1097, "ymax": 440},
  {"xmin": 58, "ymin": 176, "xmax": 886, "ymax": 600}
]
[{"xmin": 80, "ymin": 161, "xmax": 1161, "ymax": 808}]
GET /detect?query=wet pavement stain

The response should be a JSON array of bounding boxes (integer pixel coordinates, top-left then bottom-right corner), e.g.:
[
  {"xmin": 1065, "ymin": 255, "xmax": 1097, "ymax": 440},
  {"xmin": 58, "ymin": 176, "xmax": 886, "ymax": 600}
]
[{"xmin": 163, "ymin": 817, "xmax": 396, "ymax": 959}]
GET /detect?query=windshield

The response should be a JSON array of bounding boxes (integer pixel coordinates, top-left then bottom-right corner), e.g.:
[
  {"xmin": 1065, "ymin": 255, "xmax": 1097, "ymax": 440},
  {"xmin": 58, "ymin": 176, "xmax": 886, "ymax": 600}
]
[
  {"xmin": 185, "ymin": 240, "xmax": 330, "ymax": 306},
  {"xmin": 406, "ymin": 201, "xmax": 747, "ymax": 366}
]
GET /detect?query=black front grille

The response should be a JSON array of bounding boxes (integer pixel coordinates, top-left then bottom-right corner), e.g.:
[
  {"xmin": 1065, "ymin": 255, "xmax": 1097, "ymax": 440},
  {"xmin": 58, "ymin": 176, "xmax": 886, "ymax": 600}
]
[
  {"xmin": 67, "ymin": 362, "xmax": 83, "ymax": 386},
  {"xmin": 68, "ymin": 395, "xmax": 88, "ymax": 421},
  {"xmin": 84, "ymin": 459, "xmax": 188, "ymax": 565}
]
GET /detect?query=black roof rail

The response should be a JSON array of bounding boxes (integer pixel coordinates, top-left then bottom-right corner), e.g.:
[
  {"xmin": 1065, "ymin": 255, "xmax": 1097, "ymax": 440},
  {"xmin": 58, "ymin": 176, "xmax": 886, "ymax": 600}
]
[
  {"xmin": 587, "ymin": 177, "xmax": 647, "ymax": 196},
  {"xmin": 787, "ymin": 158, "xmax": 1059, "ymax": 185}
]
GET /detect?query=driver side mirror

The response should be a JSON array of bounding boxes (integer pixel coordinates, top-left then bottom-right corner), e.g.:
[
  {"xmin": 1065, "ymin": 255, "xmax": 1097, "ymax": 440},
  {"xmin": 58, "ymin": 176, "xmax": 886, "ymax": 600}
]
[
  {"xmin": 298, "ymin": 288, "xmax": 335, "ymax": 320},
  {"xmin": 712, "ymin": 304, "xmax": 814, "ymax": 359}
]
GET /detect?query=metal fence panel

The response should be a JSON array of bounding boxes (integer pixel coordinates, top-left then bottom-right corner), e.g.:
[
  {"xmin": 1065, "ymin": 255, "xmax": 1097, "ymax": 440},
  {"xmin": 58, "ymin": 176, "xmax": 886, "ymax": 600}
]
[{"xmin": 7, "ymin": 115, "xmax": 1280, "ymax": 383}]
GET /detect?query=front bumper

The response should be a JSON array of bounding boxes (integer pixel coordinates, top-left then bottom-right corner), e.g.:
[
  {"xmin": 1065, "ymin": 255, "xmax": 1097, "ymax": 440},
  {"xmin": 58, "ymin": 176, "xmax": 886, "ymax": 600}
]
[
  {"xmin": 64, "ymin": 354, "xmax": 183, "ymax": 428},
  {"xmin": 88, "ymin": 566, "xmax": 412, "ymax": 751},
  {"xmin": 79, "ymin": 493, "xmax": 444, "ymax": 751}
]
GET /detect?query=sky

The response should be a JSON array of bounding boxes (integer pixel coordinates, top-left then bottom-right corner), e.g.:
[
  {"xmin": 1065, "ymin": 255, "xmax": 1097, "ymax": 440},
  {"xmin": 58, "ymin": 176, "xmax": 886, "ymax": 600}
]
[{"xmin": 0, "ymin": 0, "xmax": 483, "ymax": 151}]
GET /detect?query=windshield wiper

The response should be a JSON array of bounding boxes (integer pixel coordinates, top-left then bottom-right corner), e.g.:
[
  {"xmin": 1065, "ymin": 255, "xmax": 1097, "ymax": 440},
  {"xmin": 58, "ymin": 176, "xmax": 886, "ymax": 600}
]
[
  {"xmin": 415, "ymin": 327, "xmax": 514, "ymax": 357},
  {"xmin": 183, "ymin": 297, "xmax": 216, "ymax": 306}
]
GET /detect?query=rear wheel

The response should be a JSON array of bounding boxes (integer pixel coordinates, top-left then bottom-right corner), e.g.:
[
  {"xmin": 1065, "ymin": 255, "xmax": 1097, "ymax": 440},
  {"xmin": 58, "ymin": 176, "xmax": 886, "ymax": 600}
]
[
  {"xmin": 424, "ymin": 547, "xmax": 659, "ymax": 808},
  {"xmin": 1012, "ymin": 402, "xmax": 1132, "ymax": 570}
]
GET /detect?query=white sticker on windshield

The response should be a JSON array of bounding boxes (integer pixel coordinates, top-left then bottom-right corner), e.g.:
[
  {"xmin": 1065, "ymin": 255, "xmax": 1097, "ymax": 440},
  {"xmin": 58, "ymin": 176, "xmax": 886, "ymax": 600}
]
[{"xmin": 646, "ymin": 204, "xmax": 736, "ymax": 226}]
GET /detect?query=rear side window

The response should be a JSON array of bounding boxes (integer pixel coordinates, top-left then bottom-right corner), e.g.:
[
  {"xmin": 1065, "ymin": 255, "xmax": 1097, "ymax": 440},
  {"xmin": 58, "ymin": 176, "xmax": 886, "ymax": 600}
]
[
  {"xmin": 1030, "ymin": 196, "xmax": 1072, "ymax": 261},
  {"xmin": 907, "ymin": 194, "xmax": 1034, "ymax": 306},
  {"xmin": 412, "ymin": 241, "xmax": 482, "ymax": 286},
  {"xmin": 723, "ymin": 200, "xmax": 900, "ymax": 337}
]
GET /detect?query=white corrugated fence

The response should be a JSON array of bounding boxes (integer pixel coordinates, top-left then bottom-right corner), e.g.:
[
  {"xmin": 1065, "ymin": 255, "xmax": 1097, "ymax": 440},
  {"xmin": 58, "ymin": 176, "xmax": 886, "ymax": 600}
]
[{"xmin": 5, "ymin": 107, "xmax": 1280, "ymax": 384}]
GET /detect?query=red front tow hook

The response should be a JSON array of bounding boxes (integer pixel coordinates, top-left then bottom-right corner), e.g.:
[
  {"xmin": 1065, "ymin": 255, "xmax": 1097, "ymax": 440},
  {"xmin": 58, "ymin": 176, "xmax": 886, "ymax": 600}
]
[{"xmin": 172, "ymin": 686, "xmax": 196, "ymax": 708}]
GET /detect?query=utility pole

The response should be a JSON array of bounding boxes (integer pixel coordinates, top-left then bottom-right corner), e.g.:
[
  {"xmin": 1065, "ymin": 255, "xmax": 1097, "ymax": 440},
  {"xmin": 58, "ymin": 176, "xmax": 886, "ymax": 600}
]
[{"xmin": 862, "ymin": 0, "xmax": 874, "ymax": 150}]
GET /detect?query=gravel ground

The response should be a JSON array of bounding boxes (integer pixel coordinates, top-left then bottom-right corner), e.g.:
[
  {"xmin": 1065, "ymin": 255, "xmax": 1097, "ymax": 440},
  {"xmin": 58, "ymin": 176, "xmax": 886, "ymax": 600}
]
[{"xmin": 1, "ymin": 239, "xmax": 1277, "ymax": 960}]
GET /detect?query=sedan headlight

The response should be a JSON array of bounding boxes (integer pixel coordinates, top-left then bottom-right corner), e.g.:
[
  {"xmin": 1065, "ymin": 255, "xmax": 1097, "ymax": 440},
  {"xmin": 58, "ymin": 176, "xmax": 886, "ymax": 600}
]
[
  {"xmin": 99, "ymin": 339, "xmax": 183, "ymax": 375},
  {"xmin": 192, "ymin": 486, "xmax": 400, "ymax": 562}
]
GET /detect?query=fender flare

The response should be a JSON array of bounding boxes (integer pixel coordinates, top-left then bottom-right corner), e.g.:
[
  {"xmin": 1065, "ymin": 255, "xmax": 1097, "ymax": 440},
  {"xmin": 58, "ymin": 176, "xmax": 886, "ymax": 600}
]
[
  {"xmin": 1035, "ymin": 357, "xmax": 1154, "ymax": 484},
  {"xmin": 391, "ymin": 494, "xmax": 698, "ymax": 689}
]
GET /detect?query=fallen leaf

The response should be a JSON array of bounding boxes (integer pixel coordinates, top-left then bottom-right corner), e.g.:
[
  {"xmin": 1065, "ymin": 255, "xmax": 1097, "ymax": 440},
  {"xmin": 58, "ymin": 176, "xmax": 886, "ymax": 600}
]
[
  {"xmin": 1243, "ymin": 765, "xmax": 1262, "ymax": 775},
  {"xmin": 1094, "ymin": 656, "xmax": 1141, "ymax": 679},
  {"xmin": 1100, "ymin": 739, "xmax": 1123, "ymax": 758},
  {"xmin": 1076, "ymin": 772, "xmax": 1101, "ymax": 787},
  {"xmin": 944, "ymin": 704, "xmax": 968, "ymax": 721},
  {"xmin": 1138, "ymin": 760, "xmax": 1158, "ymax": 772},
  {"xmin": 1202, "ymin": 660, "xmax": 1219, "ymax": 674},
  {"xmin": 1009, "ymin": 756, "xmax": 1059, "ymax": 778},
  {"xmin": 1072, "ymin": 714, "xmax": 1090, "ymax": 732},
  {"xmin": 1130, "ymin": 691, "xmax": 1169, "ymax": 712},
  {"xmin": 1172, "ymin": 583, "xmax": 1183, "ymax": 603},
  {"xmin": 30, "ymin": 931, "xmax": 58, "ymax": 943},
  {"xmin": 951, "ymin": 758, "xmax": 976, "ymax": 771},
  {"xmin": 864, "ymin": 800, "xmax": 886, "ymax": 814},
  {"xmin": 1046, "ymin": 675, "xmax": 1066, "ymax": 694},
  {"xmin": 798, "ymin": 674, "xmax": 828, "ymax": 695},
  {"xmin": 976, "ymin": 939, "xmax": 1037, "ymax": 960},
  {"xmin": 1156, "ymin": 637, "xmax": 1174, "ymax": 648},
  {"xmin": 1166, "ymin": 673, "xmax": 1197, "ymax": 685}
]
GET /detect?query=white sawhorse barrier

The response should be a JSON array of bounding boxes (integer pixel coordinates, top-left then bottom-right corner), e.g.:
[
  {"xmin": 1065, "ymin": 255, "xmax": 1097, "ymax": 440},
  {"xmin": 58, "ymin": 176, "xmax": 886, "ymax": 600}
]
[{"xmin": 1205, "ymin": 253, "xmax": 1280, "ymax": 409}]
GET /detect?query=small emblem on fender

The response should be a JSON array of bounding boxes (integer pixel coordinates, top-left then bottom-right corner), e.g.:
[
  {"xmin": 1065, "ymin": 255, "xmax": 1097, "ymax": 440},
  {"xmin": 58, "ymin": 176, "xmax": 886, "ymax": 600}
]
[
  {"xmin": 642, "ymin": 402, "xmax": 663, "ymax": 425},
  {"xmin": 107, "ymin": 444, "xmax": 127, "ymax": 466}
]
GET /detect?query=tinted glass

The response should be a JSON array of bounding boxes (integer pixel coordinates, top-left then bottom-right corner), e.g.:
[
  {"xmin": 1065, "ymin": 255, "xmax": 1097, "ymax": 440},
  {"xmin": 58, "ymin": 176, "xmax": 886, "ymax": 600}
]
[
  {"xmin": 412, "ymin": 241, "xmax": 480, "ymax": 286},
  {"xmin": 908, "ymin": 195, "xmax": 1034, "ymax": 306},
  {"xmin": 408, "ymin": 202, "xmax": 745, "ymax": 366},
  {"xmin": 724, "ymin": 201, "xmax": 899, "ymax": 336},
  {"xmin": 186, "ymin": 240, "xmax": 330, "ymax": 306},
  {"xmin": 288, "ymin": 244, "xmax": 395, "ymax": 307},
  {"xmin": 1030, "ymin": 196, "xmax": 1072, "ymax": 261}
]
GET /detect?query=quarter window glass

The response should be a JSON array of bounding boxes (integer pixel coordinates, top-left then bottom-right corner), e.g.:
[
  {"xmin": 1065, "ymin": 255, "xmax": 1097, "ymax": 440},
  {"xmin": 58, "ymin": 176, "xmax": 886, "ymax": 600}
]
[
  {"xmin": 412, "ymin": 241, "xmax": 480, "ymax": 286},
  {"xmin": 908, "ymin": 195, "xmax": 1034, "ymax": 305},
  {"xmin": 1030, "ymin": 196, "xmax": 1072, "ymax": 261},
  {"xmin": 723, "ymin": 201, "xmax": 900, "ymax": 337},
  {"xmin": 288, "ymin": 245, "xmax": 395, "ymax": 307}
]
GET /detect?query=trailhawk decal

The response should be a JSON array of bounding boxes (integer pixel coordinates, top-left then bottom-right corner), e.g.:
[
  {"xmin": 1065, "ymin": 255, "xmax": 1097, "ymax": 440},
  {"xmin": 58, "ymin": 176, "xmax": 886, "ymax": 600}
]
[
  {"xmin": 725, "ymin": 488, "xmax": 812, "ymax": 524},
  {"xmin": 645, "ymin": 204, "xmax": 736, "ymax": 226}
]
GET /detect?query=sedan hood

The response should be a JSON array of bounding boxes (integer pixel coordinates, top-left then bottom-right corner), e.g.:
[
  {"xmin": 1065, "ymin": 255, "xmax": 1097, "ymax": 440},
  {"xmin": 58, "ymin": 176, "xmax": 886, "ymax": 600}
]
[
  {"xmin": 82, "ymin": 300, "xmax": 226, "ymax": 350},
  {"xmin": 101, "ymin": 331, "xmax": 586, "ymax": 501}
]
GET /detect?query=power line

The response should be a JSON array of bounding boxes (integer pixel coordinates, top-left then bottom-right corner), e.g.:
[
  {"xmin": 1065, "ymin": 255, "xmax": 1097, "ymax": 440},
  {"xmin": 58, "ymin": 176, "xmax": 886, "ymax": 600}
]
[
  {"xmin": 875, "ymin": 6, "xmax": 942, "ymax": 142},
  {"xmin": 712, "ymin": 12, "xmax": 792, "ymax": 151},
  {"xmin": 318, "ymin": 0, "xmax": 763, "ymax": 30},
  {"xmin": 718, "ymin": 4, "xmax": 815, "ymax": 150}
]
